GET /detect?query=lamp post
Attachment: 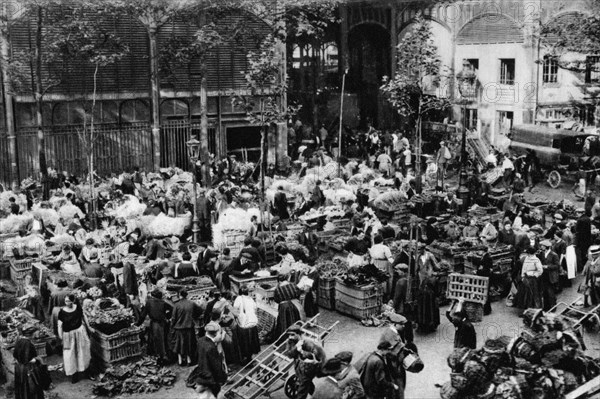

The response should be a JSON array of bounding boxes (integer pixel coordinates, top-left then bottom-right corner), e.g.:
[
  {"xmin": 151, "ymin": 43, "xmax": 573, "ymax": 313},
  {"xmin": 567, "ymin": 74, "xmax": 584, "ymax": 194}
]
[
  {"xmin": 186, "ymin": 137, "xmax": 201, "ymax": 244},
  {"xmin": 456, "ymin": 60, "xmax": 478, "ymax": 207}
]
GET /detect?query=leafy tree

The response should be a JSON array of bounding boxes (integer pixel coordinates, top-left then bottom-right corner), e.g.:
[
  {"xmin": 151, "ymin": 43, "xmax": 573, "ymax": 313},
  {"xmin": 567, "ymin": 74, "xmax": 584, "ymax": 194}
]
[
  {"xmin": 380, "ymin": 12, "xmax": 451, "ymax": 192},
  {"xmin": 48, "ymin": 1, "xmax": 128, "ymax": 226}
]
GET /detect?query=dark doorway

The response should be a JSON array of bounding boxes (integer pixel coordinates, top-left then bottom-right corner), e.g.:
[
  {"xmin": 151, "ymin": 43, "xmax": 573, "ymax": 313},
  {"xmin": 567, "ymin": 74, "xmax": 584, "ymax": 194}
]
[
  {"xmin": 226, "ymin": 126, "xmax": 262, "ymax": 162},
  {"xmin": 348, "ymin": 23, "xmax": 391, "ymax": 129}
]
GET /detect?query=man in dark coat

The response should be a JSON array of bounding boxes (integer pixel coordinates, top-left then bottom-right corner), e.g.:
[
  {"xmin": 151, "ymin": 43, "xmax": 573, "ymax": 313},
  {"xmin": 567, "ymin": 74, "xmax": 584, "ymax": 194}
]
[
  {"xmin": 196, "ymin": 242, "xmax": 217, "ymax": 277},
  {"xmin": 378, "ymin": 219, "xmax": 396, "ymax": 240},
  {"xmin": 296, "ymin": 227, "xmax": 319, "ymax": 259},
  {"xmin": 539, "ymin": 239, "xmax": 560, "ymax": 310},
  {"xmin": 311, "ymin": 180, "xmax": 325, "ymax": 208},
  {"xmin": 446, "ymin": 307, "xmax": 477, "ymax": 349},
  {"xmin": 575, "ymin": 208, "xmax": 592, "ymax": 272},
  {"xmin": 186, "ymin": 323, "xmax": 227, "ymax": 396},
  {"xmin": 9, "ymin": 197, "xmax": 20, "ymax": 214},
  {"xmin": 359, "ymin": 338, "xmax": 398, "ymax": 399},
  {"xmin": 273, "ymin": 186, "xmax": 290, "ymax": 220},
  {"xmin": 498, "ymin": 222, "xmax": 516, "ymax": 246},
  {"xmin": 196, "ymin": 189, "xmax": 213, "ymax": 242}
]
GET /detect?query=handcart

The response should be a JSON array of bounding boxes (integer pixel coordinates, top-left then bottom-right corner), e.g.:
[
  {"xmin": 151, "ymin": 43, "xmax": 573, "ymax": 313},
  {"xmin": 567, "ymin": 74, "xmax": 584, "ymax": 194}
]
[{"xmin": 222, "ymin": 314, "xmax": 338, "ymax": 399}]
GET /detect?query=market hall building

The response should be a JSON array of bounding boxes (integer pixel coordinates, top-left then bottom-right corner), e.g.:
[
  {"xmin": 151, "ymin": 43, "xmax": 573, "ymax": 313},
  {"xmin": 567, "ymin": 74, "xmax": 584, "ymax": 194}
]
[{"xmin": 0, "ymin": 3, "xmax": 275, "ymax": 187}]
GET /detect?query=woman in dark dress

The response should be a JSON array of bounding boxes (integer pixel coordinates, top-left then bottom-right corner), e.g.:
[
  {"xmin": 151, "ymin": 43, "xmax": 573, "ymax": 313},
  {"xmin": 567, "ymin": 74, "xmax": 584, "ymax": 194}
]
[
  {"xmin": 14, "ymin": 338, "xmax": 50, "ymax": 399},
  {"xmin": 416, "ymin": 276, "xmax": 440, "ymax": 333},
  {"xmin": 137, "ymin": 288, "xmax": 171, "ymax": 363},
  {"xmin": 514, "ymin": 247, "xmax": 544, "ymax": 309},
  {"xmin": 219, "ymin": 302, "xmax": 242, "ymax": 367},
  {"xmin": 477, "ymin": 251, "xmax": 493, "ymax": 315}
]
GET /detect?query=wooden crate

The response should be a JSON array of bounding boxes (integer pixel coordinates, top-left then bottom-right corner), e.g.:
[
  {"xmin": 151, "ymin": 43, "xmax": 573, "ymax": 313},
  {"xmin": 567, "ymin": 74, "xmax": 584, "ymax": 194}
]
[
  {"xmin": 446, "ymin": 273, "xmax": 489, "ymax": 305},
  {"xmin": 88, "ymin": 325, "xmax": 142, "ymax": 369},
  {"xmin": 335, "ymin": 278, "xmax": 383, "ymax": 309},
  {"xmin": 317, "ymin": 285, "xmax": 335, "ymax": 310}
]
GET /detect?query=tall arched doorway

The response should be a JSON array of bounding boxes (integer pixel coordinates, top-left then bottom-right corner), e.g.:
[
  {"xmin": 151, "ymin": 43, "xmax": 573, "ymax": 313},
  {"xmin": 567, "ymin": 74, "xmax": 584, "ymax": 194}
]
[{"xmin": 348, "ymin": 23, "xmax": 390, "ymax": 129}]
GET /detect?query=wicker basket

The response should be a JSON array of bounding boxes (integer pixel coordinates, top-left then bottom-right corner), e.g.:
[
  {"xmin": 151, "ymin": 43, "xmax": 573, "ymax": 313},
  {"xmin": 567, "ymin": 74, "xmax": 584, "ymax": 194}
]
[
  {"xmin": 317, "ymin": 286, "xmax": 335, "ymax": 310},
  {"xmin": 464, "ymin": 301, "xmax": 484, "ymax": 322},
  {"xmin": 335, "ymin": 278, "xmax": 383, "ymax": 306}
]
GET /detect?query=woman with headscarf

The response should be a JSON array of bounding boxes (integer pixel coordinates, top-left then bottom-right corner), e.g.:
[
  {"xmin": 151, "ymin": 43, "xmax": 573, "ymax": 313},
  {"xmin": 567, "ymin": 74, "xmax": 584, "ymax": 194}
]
[
  {"xmin": 233, "ymin": 285, "xmax": 260, "ymax": 364},
  {"xmin": 137, "ymin": 288, "xmax": 170, "ymax": 364},
  {"xmin": 218, "ymin": 292, "xmax": 242, "ymax": 367},
  {"xmin": 58, "ymin": 293, "xmax": 91, "ymax": 383},
  {"xmin": 514, "ymin": 246, "xmax": 543, "ymax": 309},
  {"xmin": 19, "ymin": 274, "xmax": 45, "ymax": 322},
  {"xmin": 14, "ymin": 337, "xmax": 51, "ymax": 399}
]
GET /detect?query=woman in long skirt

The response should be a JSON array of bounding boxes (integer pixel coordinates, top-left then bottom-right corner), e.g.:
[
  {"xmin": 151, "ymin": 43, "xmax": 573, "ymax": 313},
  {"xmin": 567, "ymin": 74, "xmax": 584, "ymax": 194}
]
[
  {"xmin": 137, "ymin": 288, "xmax": 170, "ymax": 363},
  {"xmin": 14, "ymin": 338, "xmax": 50, "ymax": 399},
  {"xmin": 233, "ymin": 286, "xmax": 260, "ymax": 363},
  {"xmin": 416, "ymin": 277, "xmax": 440, "ymax": 333},
  {"xmin": 219, "ymin": 300, "xmax": 242, "ymax": 367},
  {"xmin": 58, "ymin": 294, "xmax": 92, "ymax": 383}
]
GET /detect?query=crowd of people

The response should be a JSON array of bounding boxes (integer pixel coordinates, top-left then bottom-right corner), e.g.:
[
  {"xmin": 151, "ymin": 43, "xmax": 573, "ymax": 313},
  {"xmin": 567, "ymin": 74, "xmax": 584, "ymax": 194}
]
[{"xmin": 2, "ymin": 118, "xmax": 598, "ymax": 399}]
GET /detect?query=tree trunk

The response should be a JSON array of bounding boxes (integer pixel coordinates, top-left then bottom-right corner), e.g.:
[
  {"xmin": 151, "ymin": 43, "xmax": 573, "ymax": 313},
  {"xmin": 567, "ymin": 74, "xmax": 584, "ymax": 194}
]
[
  {"xmin": 200, "ymin": 74, "xmax": 211, "ymax": 188},
  {"xmin": 0, "ymin": 24, "xmax": 18, "ymax": 189},
  {"xmin": 416, "ymin": 114, "xmax": 422, "ymax": 193},
  {"xmin": 312, "ymin": 45, "xmax": 319, "ymax": 134},
  {"xmin": 148, "ymin": 25, "xmax": 161, "ymax": 171},
  {"xmin": 34, "ymin": 6, "xmax": 47, "ymax": 198}
]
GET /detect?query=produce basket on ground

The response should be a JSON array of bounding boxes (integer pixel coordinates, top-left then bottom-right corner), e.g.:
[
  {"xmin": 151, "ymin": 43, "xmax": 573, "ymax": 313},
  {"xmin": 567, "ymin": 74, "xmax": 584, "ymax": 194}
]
[
  {"xmin": 9, "ymin": 258, "xmax": 35, "ymax": 286},
  {"xmin": 317, "ymin": 276, "xmax": 336, "ymax": 310},
  {"xmin": 335, "ymin": 277, "xmax": 383, "ymax": 319},
  {"xmin": 88, "ymin": 325, "xmax": 143, "ymax": 370}
]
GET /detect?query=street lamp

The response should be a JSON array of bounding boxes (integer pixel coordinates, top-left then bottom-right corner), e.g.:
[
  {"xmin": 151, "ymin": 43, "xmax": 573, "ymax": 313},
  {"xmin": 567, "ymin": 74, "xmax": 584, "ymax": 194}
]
[
  {"xmin": 186, "ymin": 137, "xmax": 201, "ymax": 244},
  {"xmin": 456, "ymin": 60, "xmax": 478, "ymax": 207}
]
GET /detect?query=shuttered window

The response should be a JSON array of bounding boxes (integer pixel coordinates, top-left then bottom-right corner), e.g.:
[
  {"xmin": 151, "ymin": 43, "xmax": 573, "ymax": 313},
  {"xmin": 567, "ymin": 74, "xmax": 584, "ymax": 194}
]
[{"xmin": 499, "ymin": 59, "xmax": 515, "ymax": 85}]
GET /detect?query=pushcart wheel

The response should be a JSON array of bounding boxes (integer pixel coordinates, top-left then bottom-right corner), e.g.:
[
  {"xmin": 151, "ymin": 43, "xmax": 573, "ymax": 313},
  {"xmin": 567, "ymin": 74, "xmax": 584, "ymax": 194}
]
[
  {"xmin": 547, "ymin": 170, "xmax": 561, "ymax": 189},
  {"xmin": 284, "ymin": 374, "xmax": 298, "ymax": 398}
]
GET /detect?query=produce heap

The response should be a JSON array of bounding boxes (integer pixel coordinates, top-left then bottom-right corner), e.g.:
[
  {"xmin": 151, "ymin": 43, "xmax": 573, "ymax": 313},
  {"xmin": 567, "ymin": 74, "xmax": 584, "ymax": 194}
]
[
  {"xmin": 440, "ymin": 309, "xmax": 600, "ymax": 399},
  {"xmin": 92, "ymin": 357, "xmax": 176, "ymax": 396},
  {"xmin": 0, "ymin": 308, "xmax": 54, "ymax": 346},
  {"xmin": 83, "ymin": 298, "xmax": 135, "ymax": 335}
]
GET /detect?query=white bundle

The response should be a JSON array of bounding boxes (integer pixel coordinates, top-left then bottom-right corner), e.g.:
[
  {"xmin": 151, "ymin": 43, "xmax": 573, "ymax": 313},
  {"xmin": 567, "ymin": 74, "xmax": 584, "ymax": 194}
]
[
  {"xmin": 111, "ymin": 195, "xmax": 147, "ymax": 220},
  {"xmin": 323, "ymin": 188, "xmax": 356, "ymax": 205},
  {"xmin": 3, "ymin": 235, "xmax": 28, "ymax": 255},
  {"xmin": 373, "ymin": 191, "xmax": 408, "ymax": 212},
  {"xmin": 50, "ymin": 233, "xmax": 78, "ymax": 246},
  {"xmin": 247, "ymin": 207, "xmax": 271, "ymax": 225},
  {"xmin": 58, "ymin": 203, "xmax": 84, "ymax": 224},
  {"xmin": 0, "ymin": 191, "xmax": 27, "ymax": 214},
  {"xmin": 212, "ymin": 208, "xmax": 252, "ymax": 247},
  {"xmin": 0, "ymin": 213, "xmax": 33, "ymax": 234},
  {"xmin": 140, "ymin": 213, "xmax": 191, "ymax": 237},
  {"xmin": 32, "ymin": 204, "xmax": 60, "ymax": 226},
  {"xmin": 49, "ymin": 196, "xmax": 68, "ymax": 210},
  {"xmin": 23, "ymin": 234, "xmax": 45, "ymax": 254}
]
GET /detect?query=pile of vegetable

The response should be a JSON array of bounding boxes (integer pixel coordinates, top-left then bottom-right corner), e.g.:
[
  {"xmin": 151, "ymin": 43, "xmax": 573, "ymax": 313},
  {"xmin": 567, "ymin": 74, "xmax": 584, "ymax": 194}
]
[
  {"xmin": 84, "ymin": 298, "xmax": 134, "ymax": 335},
  {"xmin": 0, "ymin": 308, "xmax": 53, "ymax": 346},
  {"xmin": 92, "ymin": 357, "xmax": 176, "ymax": 396},
  {"xmin": 439, "ymin": 309, "xmax": 600, "ymax": 399},
  {"xmin": 316, "ymin": 257, "xmax": 349, "ymax": 279},
  {"xmin": 166, "ymin": 276, "xmax": 213, "ymax": 292},
  {"xmin": 339, "ymin": 264, "xmax": 389, "ymax": 287}
]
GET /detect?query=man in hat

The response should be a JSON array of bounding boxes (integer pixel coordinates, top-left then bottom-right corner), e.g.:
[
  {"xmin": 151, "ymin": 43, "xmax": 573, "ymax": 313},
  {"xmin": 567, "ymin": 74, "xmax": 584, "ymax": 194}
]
[
  {"xmin": 539, "ymin": 239, "xmax": 559, "ymax": 310},
  {"xmin": 575, "ymin": 207, "xmax": 592, "ymax": 271},
  {"xmin": 392, "ymin": 263, "xmax": 409, "ymax": 315},
  {"xmin": 359, "ymin": 334, "xmax": 398, "ymax": 399},
  {"xmin": 187, "ymin": 322, "xmax": 227, "ymax": 396},
  {"xmin": 196, "ymin": 188, "xmax": 212, "ymax": 242},
  {"xmin": 436, "ymin": 140, "xmax": 451, "ymax": 186},
  {"xmin": 297, "ymin": 225, "xmax": 319, "ymax": 260},
  {"xmin": 274, "ymin": 186, "xmax": 291, "ymax": 220},
  {"xmin": 333, "ymin": 351, "xmax": 365, "ymax": 399},
  {"xmin": 284, "ymin": 324, "xmax": 326, "ymax": 399}
]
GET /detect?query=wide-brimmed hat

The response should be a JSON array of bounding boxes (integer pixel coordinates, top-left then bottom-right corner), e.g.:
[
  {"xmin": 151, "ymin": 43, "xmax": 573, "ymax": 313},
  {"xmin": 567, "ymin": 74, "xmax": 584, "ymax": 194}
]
[
  {"xmin": 322, "ymin": 358, "xmax": 343, "ymax": 375},
  {"xmin": 334, "ymin": 351, "xmax": 353, "ymax": 364},
  {"xmin": 540, "ymin": 240, "xmax": 552, "ymax": 248}
]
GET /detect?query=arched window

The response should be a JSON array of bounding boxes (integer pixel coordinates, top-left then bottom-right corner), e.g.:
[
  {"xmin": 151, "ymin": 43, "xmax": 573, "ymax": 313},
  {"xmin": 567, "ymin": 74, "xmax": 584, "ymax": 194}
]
[
  {"xmin": 52, "ymin": 102, "xmax": 86, "ymax": 125},
  {"xmin": 160, "ymin": 99, "xmax": 188, "ymax": 121},
  {"xmin": 120, "ymin": 100, "xmax": 150, "ymax": 123}
]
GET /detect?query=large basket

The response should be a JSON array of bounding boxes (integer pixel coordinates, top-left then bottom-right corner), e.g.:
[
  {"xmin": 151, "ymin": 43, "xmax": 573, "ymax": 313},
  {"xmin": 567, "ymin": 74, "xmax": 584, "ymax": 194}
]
[
  {"xmin": 317, "ymin": 286, "xmax": 336, "ymax": 310},
  {"xmin": 335, "ymin": 278, "xmax": 383, "ymax": 309},
  {"xmin": 88, "ymin": 325, "xmax": 142, "ymax": 369},
  {"xmin": 10, "ymin": 257, "xmax": 34, "ymax": 272},
  {"xmin": 335, "ymin": 300, "xmax": 381, "ymax": 320},
  {"xmin": 10, "ymin": 263, "xmax": 33, "ymax": 286}
]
